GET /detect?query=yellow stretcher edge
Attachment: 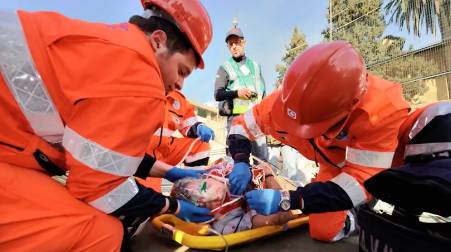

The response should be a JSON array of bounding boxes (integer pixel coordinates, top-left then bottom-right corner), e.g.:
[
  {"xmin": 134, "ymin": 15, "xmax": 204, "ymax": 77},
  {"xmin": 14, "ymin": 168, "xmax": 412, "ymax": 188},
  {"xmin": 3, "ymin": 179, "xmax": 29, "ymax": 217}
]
[{"xmin": 151, "ymin": 214, "xmax": 309, "ymax": 250}]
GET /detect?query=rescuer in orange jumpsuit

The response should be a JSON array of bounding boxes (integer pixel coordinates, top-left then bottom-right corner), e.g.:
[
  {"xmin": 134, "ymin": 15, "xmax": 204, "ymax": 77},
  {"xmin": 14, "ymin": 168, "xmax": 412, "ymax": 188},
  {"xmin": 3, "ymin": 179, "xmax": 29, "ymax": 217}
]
[
  {"xmin": 365, "ymin": 101, "xmax": 451, "ymax": 217},
  {"xmin": 227, "ymin": 41, "xmax": 411, "ymax": 242},
  {"xmin": 0, "ymin": 0, "xmax": 214, "ymax": 251},
  {"xmin": 142, "ymin": 90, "xmax": 214, "ymax": 191}
]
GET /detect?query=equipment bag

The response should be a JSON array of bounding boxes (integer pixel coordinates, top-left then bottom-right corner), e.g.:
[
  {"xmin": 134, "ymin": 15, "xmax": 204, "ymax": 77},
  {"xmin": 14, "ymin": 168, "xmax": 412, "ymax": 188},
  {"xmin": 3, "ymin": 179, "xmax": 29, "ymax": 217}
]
[{"xmin": 358, "ymin": 203, "xmax": 451, "ymax": 252}]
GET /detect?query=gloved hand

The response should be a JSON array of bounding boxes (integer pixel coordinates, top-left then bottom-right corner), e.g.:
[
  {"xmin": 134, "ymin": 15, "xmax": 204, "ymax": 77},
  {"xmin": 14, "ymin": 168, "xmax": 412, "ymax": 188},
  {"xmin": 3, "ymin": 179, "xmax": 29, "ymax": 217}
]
[
  {"xmin": 196, "ymin": 124, "xmax": 215, "ymax": 142},
  {"xmin": 176, "ymin": 200, "xmax": 213, "ymax": 223},
  {"xmin": 164, "ymin": 167, "xmax": 204, "ymax": 183},
  {"xmin": 229, "ymin": 162, "xmax": 252, "ymax": 195},
  {"xmin": 245, "ymin": 189, "xmax": 281, "ymax": 215}
]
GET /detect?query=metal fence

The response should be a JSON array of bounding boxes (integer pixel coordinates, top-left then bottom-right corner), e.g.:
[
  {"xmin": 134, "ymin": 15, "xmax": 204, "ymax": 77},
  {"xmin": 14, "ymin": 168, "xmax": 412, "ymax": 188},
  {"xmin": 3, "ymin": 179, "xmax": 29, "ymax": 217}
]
[
  {"xmin": 368, "ymin": 38, "xmax": 451, "ymax": 106},
  {"xmin": 329, "ymin": 0, "xmax": 451, "ymax": 107}
]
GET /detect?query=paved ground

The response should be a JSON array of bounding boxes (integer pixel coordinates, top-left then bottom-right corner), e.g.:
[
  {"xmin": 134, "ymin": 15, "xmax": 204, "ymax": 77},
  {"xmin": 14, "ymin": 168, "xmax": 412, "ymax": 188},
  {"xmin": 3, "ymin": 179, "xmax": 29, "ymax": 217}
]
[{"xmin": 131, "ymin": 221, "xmax": 359, "ymax": 252}]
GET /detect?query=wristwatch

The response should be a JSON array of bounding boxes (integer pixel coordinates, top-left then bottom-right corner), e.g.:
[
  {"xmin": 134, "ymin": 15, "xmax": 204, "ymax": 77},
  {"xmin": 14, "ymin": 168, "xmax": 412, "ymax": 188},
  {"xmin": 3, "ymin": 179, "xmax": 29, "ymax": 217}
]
[{"xmin": 279, "ymin": 191, "xmax": 291, "ymax": 211}]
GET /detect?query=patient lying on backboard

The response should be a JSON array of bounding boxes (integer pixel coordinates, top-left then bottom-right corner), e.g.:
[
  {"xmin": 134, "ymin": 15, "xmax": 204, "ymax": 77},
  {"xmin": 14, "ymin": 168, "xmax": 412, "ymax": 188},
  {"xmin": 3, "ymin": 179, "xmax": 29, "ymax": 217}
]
[{"xmin": 171, "ymin": 159, "xmax": 301, "ymax": 234}]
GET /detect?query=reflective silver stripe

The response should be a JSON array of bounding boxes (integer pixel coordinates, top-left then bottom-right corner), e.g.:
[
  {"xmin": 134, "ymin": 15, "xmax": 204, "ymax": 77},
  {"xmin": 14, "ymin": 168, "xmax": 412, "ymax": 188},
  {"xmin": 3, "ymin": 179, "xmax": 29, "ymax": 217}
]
[
  {"xmin": 252, "ymin": 61, "xmax": 260, "ymax": 78},
  {"xmin": 243, "ymin": 110, "xmax": 263, "ymax": 138},
  {"xmin": 153, "ymin": 128, "xmax": 174, "ymax": 137},
  {"xmin": 332, "ymin": 210, "xmax": 357, "ymax": 241},
  {"xmin": 223, "ymin": 61, "xmax": 237, "ymax": 81},
  {"xmin": 181, "ymin": 116, "xmax": 197, "ymax": 129},
  {"xmin": 0, "ymin": 11, "xmax": 64, "ymax": 143},
  {"xmin": 337, "ymin": 161, "xmax": 346, "ymax": 168},
  {"xmin": 330, "ymin": 172, "xmax": 366, "ymax": 207},
  {"xmin": 63, "ymin": 127, "xmax": 142, "ymax": 176},
  {"xmin": 185, "ymin": 150, "xmax": 210, "ymax": 163},
  {"xmin": 252, "ymin": 61, "xmax": 263, "ymax": 94},
  {"xmin": 229, "ymin": 124, "xmax": 250, "ymax": 139},
  {"xmin": 409, "ymin": 101, "xmax": 451, "ymax": 139},
  {"xmin": 405, "ymin": 142, "xmax": 451, "ymax": 157},
  {"xmin": 346, "ymin": 147, "xmax": 394, "ymax": 169},
  {"xmin": 89, "ymin": 177, "xmax": 139, "ymax": 214}
]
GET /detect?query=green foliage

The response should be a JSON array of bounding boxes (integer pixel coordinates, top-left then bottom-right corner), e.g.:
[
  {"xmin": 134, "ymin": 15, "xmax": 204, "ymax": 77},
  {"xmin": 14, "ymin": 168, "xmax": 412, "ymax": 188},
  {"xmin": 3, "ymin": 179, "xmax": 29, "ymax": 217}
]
[
  {"xmin": 385, "ymin": 0, "xmax": 451, "ymax": 99},
  {"xmin": 385, "ymin": 0, "xmax": 451, "ymax": 39},
  {"xmin": 275, "ymin": 27, "xmax": 308, "ymax": 87},
  {"xmin": 324, "ymin": 0, "xmax": 386, "ymax": 63},
  {"xmin": 380, "ymin": 35, "xmax": 405, "ymax": 57},
  {"xmin": 324, "ymin": 0, "xmax": 443, "ymax": 102}
]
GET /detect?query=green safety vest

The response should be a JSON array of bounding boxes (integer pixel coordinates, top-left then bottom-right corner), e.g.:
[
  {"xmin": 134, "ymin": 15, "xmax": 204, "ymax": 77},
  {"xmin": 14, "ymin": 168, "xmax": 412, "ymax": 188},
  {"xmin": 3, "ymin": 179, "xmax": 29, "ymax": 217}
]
[{"xmin": 222, "ymin": 57, "xmax": 265, "ymax": 114}]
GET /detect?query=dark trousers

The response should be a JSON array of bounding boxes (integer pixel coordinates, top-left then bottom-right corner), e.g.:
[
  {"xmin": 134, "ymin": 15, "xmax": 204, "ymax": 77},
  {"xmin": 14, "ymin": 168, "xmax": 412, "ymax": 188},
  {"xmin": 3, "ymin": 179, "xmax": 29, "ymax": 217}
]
[{"xmin": 226, "ymin": 115, "xmax": 268, "ymax": 162}]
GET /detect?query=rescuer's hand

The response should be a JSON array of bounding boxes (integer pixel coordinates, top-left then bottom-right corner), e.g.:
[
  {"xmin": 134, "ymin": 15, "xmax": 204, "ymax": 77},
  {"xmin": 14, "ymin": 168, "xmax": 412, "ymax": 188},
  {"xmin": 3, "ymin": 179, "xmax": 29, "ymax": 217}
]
[
  {"xmin": 229, "ymin": 162, "xmax": 252, "ymax": 195},
  {"xmin": 245, "ymin": 189, "xmax": 281, "ymax": 215},
  {"xmin": 164, "ymin": 167, "xmax": 204, "ymax": 183},
  {"xmin": 196, "ymin": 124, "xmax": 215, "ymax": 142},
  {"xmin": 176, "ymin": 200, "xmax": 213, "ymax": 223}
]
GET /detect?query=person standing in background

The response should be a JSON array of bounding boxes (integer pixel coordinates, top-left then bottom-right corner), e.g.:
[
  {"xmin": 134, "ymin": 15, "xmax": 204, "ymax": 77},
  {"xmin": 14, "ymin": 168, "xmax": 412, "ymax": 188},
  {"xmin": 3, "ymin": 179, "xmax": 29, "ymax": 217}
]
[{"xmin": 214, "ymin": 20, "xmax": 268, "ymax": 169}]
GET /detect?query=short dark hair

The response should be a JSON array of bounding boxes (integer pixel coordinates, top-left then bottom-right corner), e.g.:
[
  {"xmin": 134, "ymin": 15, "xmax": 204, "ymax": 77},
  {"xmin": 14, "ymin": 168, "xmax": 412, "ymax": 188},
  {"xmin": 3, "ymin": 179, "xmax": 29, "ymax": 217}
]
[{"xmin": 129, "ymin": 15, "xmax": 200, "ymax": 65}]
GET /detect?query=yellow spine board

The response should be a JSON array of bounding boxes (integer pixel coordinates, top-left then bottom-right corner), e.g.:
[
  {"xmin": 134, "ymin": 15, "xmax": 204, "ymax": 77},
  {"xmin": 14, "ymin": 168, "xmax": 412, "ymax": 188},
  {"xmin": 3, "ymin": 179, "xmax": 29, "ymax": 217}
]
[{"xmin": 151, "ymin": 214, "xmax": 309, "ymax": 250}]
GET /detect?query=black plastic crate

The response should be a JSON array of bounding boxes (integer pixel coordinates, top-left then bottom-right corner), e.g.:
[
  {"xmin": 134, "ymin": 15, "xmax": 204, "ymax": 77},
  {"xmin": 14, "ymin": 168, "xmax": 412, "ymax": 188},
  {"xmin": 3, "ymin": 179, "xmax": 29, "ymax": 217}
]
[{"xmin": 358, "ymin": 204, "xmax": 451, "ymax": 252}]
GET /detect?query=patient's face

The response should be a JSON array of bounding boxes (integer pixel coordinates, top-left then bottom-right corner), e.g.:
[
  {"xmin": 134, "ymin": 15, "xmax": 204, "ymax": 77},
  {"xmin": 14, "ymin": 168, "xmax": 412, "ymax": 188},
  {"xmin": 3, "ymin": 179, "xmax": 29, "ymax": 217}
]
[
  {"xmin": 201, "ymin": 178, "xmax": 228, "ymax": 209},
  {"xmin": 172, "ymin": 177, "xmax": 229, "ymax": 209}
]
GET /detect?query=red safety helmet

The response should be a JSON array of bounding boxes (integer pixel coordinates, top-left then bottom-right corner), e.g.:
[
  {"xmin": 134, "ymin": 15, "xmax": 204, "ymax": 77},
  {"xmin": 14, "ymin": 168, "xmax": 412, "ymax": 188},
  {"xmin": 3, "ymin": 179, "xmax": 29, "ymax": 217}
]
[
  {"xmin": 272, "ymin": 41, "xmax": 368, "ymax": 139},
  {"xmin": 141, "ymin": 0, "xmax": 212, "ymax": 69}
]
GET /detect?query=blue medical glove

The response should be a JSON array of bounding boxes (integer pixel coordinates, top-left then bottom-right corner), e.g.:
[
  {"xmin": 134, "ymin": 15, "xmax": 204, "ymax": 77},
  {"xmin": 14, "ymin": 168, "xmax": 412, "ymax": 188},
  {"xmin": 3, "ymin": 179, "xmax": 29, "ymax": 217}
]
[
  {"xmin": 245, "ymin": 189, "xmax": 281, "ymax": 215},
  {"xmin": 196, "ymin": 124, "xmax": 215, "ymax": 142},
  {"xmin": 164, "ymin": 167, "xmax": 204, "ymax": 183},
  {"xmin": 176, "ymin": 200, "xmax": 213, "ymax": 223},
  {"xmin": 229, "ymin": 162, "xmax": 252, "ymax": 195}
]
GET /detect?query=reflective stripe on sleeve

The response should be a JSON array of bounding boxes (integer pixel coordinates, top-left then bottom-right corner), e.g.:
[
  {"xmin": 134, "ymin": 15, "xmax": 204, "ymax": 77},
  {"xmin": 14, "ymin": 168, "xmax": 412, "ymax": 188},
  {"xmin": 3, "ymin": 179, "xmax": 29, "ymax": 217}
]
[
  {"xmin": 153, "ymin": 128, "xmax": 174, "ymax": 137},
  {"xmin": 229, "ymin": 124, "xmax": 250, "ymax": 139},
  {"xmin": 243, "ymin": 109, "xmax": 263, "ymax": 138},
  {"xmin": 346, "ymin": 147, "xmax": 394, "ymax": 168},
  {"xmin": 0, "ymin": 10, "xmax": 64, "ymax": 143},
  {"xmin": 63, "ymin": 126, "xmax": 143, "ymax": 176},
  {"xmin": 409, "ymin": 102, "xmax": 451, "ymax": 140},
  {"xmin": 181, "ymin": 116, "xmax": 198, "ymax": 129},
  {"xmin": 89, "ymin": 177, "xmax": 139, "ymax": 214},
  {"xmin": 330, "ymin": 172, "xmax": 367, "ymax": 207},
  {"xmin": 405, "ymin": 142, "xmax": 451, "ymax": 157}
]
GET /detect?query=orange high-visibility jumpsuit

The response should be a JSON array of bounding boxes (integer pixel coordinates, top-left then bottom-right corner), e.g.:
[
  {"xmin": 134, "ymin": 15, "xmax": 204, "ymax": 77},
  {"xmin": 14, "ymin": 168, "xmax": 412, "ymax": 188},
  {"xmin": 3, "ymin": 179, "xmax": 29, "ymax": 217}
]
[
  {"xmin": 392, "ymin": 106, "xmax": 428, "ymax": 167},
  {"xmin": 142, "ymin": 90, "xmax": 210, "ymax": 191},
  {"xmin": 393, "ymin": 101, "xmax": 451, "ymax": 167},
  {"xmin": 0, "ymin": 10, "xmax": 167, "ymax": 251},
  {"xmin": 228, "ymin": 75, "xmax": 410, "ymax": 241}
]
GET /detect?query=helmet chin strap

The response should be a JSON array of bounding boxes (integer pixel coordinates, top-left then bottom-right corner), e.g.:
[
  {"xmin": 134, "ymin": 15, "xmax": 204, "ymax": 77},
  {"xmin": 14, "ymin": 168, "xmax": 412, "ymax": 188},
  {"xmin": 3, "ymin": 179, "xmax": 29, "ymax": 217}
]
[{"xmin": 308, "ymin": 139, "xmax": 341, "ymax": 169}]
